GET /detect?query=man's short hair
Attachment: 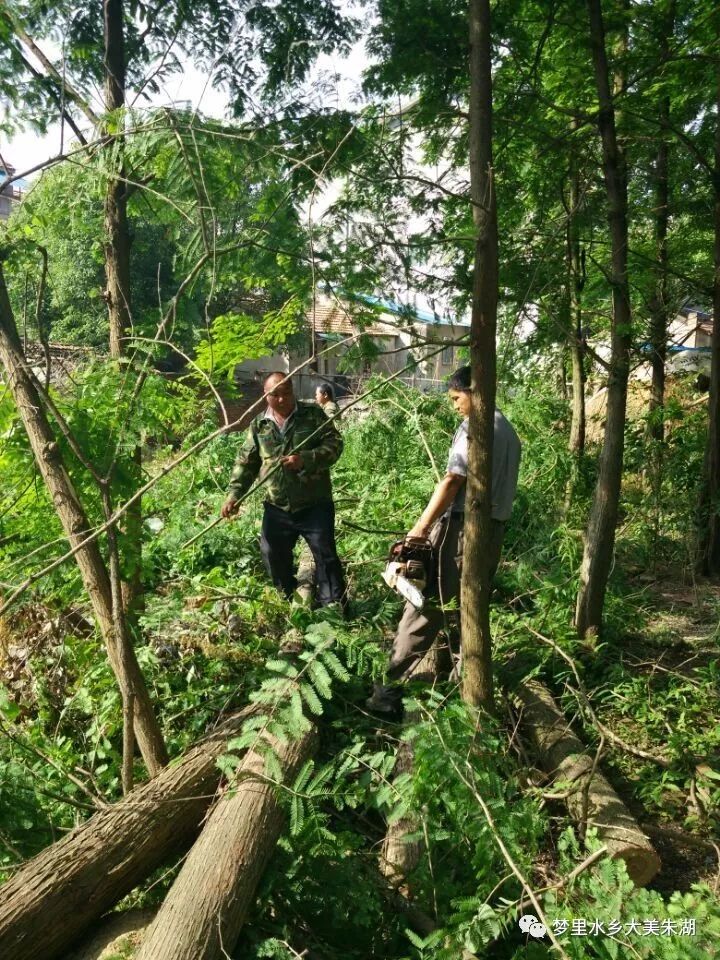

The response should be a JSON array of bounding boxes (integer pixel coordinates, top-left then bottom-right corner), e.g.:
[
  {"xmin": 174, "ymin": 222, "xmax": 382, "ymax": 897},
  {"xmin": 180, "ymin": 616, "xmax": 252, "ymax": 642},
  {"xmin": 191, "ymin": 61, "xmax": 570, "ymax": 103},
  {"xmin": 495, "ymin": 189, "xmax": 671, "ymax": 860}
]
[
  {"xmin": 263, "ymin": 371, "xmax": 289, "ymax": 388},
  {"xmin": 317, "ymin": 383, "xmax": 334, "ymax": 400},
  {"xmin": 447, "ymin": 365, "xmax": 472, "ymax": 392}
]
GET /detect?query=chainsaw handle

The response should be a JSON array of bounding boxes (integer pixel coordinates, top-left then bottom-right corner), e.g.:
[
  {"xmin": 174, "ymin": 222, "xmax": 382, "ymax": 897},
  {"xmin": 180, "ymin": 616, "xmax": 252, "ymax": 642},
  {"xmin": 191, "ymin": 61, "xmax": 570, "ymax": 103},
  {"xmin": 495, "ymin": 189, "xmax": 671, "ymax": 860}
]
[{"xmin": 389, "ymin": 539, "xmax": 405, "ymax": 558}]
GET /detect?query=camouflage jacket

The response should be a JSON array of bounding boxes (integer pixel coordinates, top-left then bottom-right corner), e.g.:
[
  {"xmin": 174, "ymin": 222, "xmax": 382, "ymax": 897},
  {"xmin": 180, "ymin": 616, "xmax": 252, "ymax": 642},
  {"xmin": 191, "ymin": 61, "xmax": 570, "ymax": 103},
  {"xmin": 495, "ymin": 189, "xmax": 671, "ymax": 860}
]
[
  {"xmin": 321, "ymin": 400, "xmax": 340, "ymax": 419},
  {"xmin": 228, "ymin": 401, "xmax": 343, "ymax": 511}
]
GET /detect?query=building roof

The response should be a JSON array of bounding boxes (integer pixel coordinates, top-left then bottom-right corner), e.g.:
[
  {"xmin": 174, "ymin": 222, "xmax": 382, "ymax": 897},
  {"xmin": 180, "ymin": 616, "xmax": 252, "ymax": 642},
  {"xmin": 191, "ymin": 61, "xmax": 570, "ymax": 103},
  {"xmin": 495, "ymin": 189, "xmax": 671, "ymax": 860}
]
[
  {"xmin": 0, "ymin": 157, "xmax": 28, "ymax": 197},
  {"xmin": 355, "ymin": 293, "xmax": 469, "ymax": 327},
  {"xmin": 308, "ymin": 299, "xmax": 393, "ymax": 337},
  {"xmin": 309, "ymin": 292, "xmax": 468, "ymax": 336},
  {"xmin": 679, "ymin": 302, "xmax": 713, "ymax": 321}
]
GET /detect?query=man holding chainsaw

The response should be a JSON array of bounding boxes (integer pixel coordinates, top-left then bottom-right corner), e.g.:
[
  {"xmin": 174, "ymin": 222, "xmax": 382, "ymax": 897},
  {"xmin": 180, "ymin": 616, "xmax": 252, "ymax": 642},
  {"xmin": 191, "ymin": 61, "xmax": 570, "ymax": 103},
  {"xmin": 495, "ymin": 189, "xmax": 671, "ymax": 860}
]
[
  {"xmin": 367, "ymin": 365, "xmax": 521, "ymax": 715},
  {"xmin": 221, "ymin": 372, "xmax": 347, "ymax": 608}
]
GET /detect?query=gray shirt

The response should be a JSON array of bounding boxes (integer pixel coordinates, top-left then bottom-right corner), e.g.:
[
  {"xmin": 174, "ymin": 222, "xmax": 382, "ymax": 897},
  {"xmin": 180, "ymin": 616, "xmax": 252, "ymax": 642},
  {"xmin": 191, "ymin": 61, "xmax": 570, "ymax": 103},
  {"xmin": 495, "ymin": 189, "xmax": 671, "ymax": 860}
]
[{"xmin": 446, "ymin": 409, "xmax": 521, "ymax": 521}]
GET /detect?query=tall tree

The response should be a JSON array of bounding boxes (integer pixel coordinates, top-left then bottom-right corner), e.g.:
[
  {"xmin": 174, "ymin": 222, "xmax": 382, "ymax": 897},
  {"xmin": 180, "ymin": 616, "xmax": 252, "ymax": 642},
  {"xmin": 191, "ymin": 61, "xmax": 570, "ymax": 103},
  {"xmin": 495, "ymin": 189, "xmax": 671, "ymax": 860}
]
[
  {"xmin": 99, "ymin": 0, "xmax": 146, "ymax": 631},
  {"xmin": 567, "ymin": 118, "xmax": 587, "ymax": 459},
  {"xmin": 575, "ymin": 0, "xmax": 633, "ymax": 638},
  {"xmin": 461, "ymin": 0, "xmax": 497, "ymax": 710},
  {"xmin": 0, "ymin": 264, "xmax": 168, "ymax": 774},
  {"xmin": 647, "ymin": 1, "xmax": 676, "ymax": 444},
  {"xmin": 102, "ymin": 0, "xmax": 131, "ymax": 360},
  {"xmin": 698, "ymin": 58, "xmax": 720, "ymax": 575},
  {"xmin": 0, "ymin": 0, "xmax": 356, "ymax": 776}
]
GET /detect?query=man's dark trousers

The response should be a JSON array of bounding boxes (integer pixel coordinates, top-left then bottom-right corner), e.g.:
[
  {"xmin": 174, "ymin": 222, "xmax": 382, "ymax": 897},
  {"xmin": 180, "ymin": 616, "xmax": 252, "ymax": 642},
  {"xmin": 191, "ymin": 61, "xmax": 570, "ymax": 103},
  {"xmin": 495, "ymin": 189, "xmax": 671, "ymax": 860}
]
[{"xmin": 260, "ymin": 500, "xmax": 346, "ymax": 606}]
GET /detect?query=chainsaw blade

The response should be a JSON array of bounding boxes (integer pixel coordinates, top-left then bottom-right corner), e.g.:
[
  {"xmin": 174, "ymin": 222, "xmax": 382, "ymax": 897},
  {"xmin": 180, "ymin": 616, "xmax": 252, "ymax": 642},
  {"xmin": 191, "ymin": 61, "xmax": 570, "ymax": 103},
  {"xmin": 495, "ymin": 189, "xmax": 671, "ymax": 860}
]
[{"xmin": 395, "ymin": 575, "xmax": 424, "ymax": 610}]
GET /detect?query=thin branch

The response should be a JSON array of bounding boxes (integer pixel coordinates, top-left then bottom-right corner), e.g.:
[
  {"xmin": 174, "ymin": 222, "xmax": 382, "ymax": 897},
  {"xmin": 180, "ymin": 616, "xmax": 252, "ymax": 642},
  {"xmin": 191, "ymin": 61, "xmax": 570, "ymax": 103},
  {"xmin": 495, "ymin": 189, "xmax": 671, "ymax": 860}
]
[
  {"xmin": 525, "ymin": 626, "xmax": 672, "ymax": 768},
  {"xmin": 423, "ymin": 706, "xmax": 571, "ymax": 960},
  {"xmin": 2, "ymin": 10, "xmax": 101, "ymax": 126},
  {"xmin": 0, "ymin": 717, "xmax": 109, "ymax": 809}
]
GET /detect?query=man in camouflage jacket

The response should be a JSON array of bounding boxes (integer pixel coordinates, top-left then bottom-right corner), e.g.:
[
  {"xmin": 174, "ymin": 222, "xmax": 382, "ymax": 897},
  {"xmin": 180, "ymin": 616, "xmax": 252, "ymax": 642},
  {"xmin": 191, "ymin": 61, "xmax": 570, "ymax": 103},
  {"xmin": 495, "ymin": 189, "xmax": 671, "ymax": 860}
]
[{"xmin": 221, "ymin": 372, "xmax": 346, "ymax": 607}]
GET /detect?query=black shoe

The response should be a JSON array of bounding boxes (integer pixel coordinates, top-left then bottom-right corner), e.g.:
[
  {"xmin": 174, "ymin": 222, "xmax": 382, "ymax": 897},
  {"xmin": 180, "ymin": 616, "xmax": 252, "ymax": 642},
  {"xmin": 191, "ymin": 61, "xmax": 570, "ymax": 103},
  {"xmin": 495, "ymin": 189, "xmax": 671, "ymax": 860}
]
[{"xmin": 365, "ymin": 685, "xmax": 404, "ymax": 720}]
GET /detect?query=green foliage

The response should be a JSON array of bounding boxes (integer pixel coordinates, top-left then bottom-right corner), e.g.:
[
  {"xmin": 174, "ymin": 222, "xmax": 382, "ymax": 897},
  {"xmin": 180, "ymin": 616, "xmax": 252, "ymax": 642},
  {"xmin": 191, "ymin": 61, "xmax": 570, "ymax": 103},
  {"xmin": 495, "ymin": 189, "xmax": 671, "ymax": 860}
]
[
  {"xmin": 195, "ymin": 306, "xmax": 300, "ymax": 384},
  {"xmin": 535, "ymin": 830, "xmax": 720, "ymax": 960},
  {"xmin": 0, "ymin": 377, "xmax": 717, "ymax": 957},
  {"xmin": 4, "ymin": 116, "xmax": 313, "ymax": 352}
]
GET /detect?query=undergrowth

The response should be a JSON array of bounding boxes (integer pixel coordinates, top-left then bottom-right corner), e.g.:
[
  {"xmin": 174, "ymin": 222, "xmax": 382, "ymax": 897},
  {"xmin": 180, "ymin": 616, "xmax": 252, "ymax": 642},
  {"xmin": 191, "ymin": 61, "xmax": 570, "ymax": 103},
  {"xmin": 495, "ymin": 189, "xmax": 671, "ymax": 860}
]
[{"xmin": 1, "ymin": 374, "xmax": 718, "ymax": 957}]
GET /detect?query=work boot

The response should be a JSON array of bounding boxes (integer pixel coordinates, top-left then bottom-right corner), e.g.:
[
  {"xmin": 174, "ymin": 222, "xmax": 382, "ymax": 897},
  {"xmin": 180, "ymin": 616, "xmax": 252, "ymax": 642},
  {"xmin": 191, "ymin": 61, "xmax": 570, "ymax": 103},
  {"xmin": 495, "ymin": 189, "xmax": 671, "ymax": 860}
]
[{"xmin": 365, "ymin": 683, "xmax": 404, "ymax": 720}]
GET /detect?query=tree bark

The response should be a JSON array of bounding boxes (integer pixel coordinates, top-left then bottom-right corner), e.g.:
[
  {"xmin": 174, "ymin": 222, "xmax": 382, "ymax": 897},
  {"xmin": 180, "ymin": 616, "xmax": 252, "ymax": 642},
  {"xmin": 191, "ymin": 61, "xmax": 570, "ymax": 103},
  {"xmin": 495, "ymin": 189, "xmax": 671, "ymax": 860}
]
[
  {"xmin": 378, "ymin": 642, "xmax": 451, "ymax": 888},
  {"xmin": 568, "ymin": 123, "xmax": 586, "ymax": 458},
  {"xmin": 516, "ymin": 680, "xmax": 660, "ymax": 886},
  {"xmin": 0, "ymin": 265, "xmax": 167, "ymax": 775},
  {"xmin": 103, "ymin": 0, "xmax": 131, "ymax": 360},
  {"xmin": 575, "ymin": 0, "xmax": 633, "ymax": 638},
  {"xmin": 647, "ymin": 137, "xmax": 669, "ymax": 441},
  {"xmin": 698, "ymin": 63, "xmax": 720, "ymax": 575},
  {"xmin": 135, "ymin": 728, "xmax": 316, "ymax": 960},
  {"xmin": 0, "ymin": 707, "xmax": 255, "ymax": 960},
  {"xmin": 379, "ymin": 735, "xmax": 422, "ymax": 888},
  {"xmin": 102, "ymin": 0, "xmax": 144, "ymax": 621},
  {"xmin": 462, "ymin": 0, "xmax": 498, "ymax": 710},
  {"xmin": 647, "ymin": 3, "xmax": 674, "ymax": 443}
]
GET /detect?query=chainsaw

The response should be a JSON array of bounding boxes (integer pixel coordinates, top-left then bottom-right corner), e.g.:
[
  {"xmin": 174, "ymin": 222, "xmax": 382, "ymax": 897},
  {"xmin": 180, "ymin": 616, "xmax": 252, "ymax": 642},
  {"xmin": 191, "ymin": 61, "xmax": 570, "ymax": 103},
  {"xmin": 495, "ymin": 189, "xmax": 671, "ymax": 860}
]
[{"xmin": 382, "ymin": 535, "xmax": 433, "ymax": 610}]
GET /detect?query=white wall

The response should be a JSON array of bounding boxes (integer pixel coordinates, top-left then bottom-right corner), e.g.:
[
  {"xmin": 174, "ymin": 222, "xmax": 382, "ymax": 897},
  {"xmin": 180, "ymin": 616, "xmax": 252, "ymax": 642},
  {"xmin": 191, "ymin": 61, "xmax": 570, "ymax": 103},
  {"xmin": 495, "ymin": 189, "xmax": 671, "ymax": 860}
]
[{"xmin": 234, "ymin": 350, "xmax": 289, "ymax": 382}]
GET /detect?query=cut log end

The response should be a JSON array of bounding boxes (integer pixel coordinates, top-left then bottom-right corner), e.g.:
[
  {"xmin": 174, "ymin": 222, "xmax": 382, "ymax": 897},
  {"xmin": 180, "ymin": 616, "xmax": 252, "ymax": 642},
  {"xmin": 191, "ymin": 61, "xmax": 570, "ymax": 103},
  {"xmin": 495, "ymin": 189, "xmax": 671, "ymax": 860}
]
[{"xmin": 613, "ymin": 843, "xmax": 662, "ymax": 888}]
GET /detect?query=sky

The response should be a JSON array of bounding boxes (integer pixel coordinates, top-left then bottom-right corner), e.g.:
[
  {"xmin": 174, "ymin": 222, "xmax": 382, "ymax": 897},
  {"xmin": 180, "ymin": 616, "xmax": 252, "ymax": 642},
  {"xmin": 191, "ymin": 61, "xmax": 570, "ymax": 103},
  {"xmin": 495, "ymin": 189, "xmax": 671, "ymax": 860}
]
[
  {"xmin": 0, "ymin": 31, "xmax": 456, "ymax": 320},
  {"xmin": 2, "ymin": 41, "xmax": 370, "ymax": 181}
]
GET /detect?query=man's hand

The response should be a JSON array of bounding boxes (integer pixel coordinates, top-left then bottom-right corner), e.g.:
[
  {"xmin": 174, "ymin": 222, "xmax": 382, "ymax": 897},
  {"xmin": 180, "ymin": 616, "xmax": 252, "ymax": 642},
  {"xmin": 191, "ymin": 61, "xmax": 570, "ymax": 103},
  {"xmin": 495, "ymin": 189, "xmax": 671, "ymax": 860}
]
[
  {"xmin": 406, "ymin": 522, "xmax": 430, "ymax": 541},
  {"xmin": 221, "ymin": 496, "xmax": 240, "ymax": 519},
  {"xmin": 281, "ymin": 454, "xmax": 303, "ymax": 472}
]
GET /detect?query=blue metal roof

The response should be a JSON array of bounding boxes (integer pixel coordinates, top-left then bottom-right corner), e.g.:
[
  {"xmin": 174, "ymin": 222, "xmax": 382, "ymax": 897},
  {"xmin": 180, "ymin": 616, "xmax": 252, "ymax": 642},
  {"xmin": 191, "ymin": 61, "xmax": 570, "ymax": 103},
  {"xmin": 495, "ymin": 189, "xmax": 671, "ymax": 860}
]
[
  {"xmin": 0, "ymin": 171, "xmax": 28, "ymax": 190},
  {"xmin": 679, "ymin": 302, "xmax": 712, "ymax": 320},
  {"xmin": 668, "ymin": 345, "xmax": 712, "ymax": 354},
  {"xmin": 354, "ymin": 293, "xmax": 469, "ymax": 327},
  {"xmin": 639, "ymin": 343, "xmax": 711, "ymax": 354}
]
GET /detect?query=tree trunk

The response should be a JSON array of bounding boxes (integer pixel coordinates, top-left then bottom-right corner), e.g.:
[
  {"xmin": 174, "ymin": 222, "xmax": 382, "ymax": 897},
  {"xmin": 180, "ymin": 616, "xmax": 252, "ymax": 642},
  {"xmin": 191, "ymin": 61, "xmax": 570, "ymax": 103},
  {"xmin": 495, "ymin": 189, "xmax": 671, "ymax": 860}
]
[
  {"xmin": 647, "ymin": 137, "xmax": 669, "ymax": 442},
  {"xmin": 0, "ymin": 265, "xmax": 167, "ymax": 775},
  {"xmin": 569, "ymin": 340, "xmax": 586, "ymax": 457},
  {"xmin": 575, "ymin": 0, "xmax": 632, "ymax": 638},
  {"xmin": 135, "ymin": 728, "xmax": 316, "ymax": 960},
  {"xmin": 462, "ymin": 0, "xmax": 498, "ymax": 710},
  {"xmin": 568, "ymin": 123, "xmax": 586, "ymax": 458},
  {"xmin": 103, "ymin": 0, "xmax": 131, "ymax": 360},
  {"xmin": 102, "ymin": 0, "xmax": 144, "ymax": 622},
  {"xmin": 647, "ymin": 3, "xmax": 674, "ymax": 443},
  {"xmin": 379, "ymin": 640, "xmax": 451, "ymax": 888},
  {"xmin": 516, "ymin": 680, "xmax": 660, "ymax": 886},
  {"xmin": 0, "ymin": 706, "xmax": 255, "ymax": 960},
  {"xmin": 379, "ymin": 731, "xmax": 423, "ymax": 888},
  {"xmin": 698, "ymin": 65, "xmax": 720, "ymax": 576}
]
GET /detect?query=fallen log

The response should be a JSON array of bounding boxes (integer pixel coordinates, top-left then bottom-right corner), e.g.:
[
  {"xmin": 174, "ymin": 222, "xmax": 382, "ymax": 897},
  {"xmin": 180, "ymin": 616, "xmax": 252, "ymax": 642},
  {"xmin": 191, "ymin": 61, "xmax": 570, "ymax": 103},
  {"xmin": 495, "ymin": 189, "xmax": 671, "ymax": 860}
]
[
  {"xmin": 379, "ymin": 638, "xmax": 452, "ymax": 886},
  {"xmin": 516, "ymin": 679, "xmax": 661, "ymax": 886},
  {"xmin": 379, "ymin": 731, "xmax": 423, "ymax": 886},
  {"xmin": 0, "ymin": 705, "xmax": 256, "ymax": 960},
  {"xmin": 296, "ymin": 544, "xmax": 316, "ymax": 604},
  {"xmin": 135, "ymin": 727, "xmax": 316, "ymax": 960}
]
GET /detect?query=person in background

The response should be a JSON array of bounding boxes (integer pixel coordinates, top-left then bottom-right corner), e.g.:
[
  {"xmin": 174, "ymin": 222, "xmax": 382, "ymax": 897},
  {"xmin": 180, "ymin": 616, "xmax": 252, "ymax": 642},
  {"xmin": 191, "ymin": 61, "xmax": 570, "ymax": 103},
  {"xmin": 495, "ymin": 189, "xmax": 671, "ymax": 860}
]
[
  {"xmin": 315, "ymin": 383, "xmax": 340, "ymax": 419},
  {"xmin": 366, "ymin": 364, "xmax": 521, "ymax": 715},
  {"xmin": 221, "ymin": 372, "xmax": 346, "ymax": 608}
]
